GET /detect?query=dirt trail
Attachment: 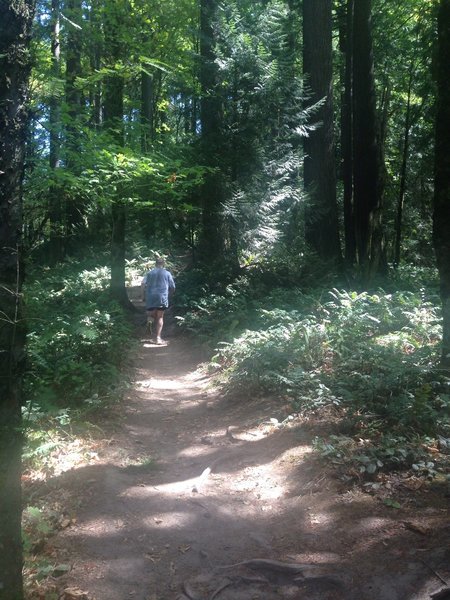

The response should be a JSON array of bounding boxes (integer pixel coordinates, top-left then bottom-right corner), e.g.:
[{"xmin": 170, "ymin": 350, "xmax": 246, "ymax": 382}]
[{"xmin": 53, "ymin": 310, "xmax": 450, "ymax": 600}]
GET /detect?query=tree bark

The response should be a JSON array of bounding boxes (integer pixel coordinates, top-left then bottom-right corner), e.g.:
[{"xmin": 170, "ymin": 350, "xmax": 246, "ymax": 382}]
[
  {"xmin": 0, "ymin": 1, "xmax": 34, "ymax": 598},
  {"xmin": 339, "ymin": 0, "xmax": 356, "ymax": 265},
  {"xmin": 65, "ymin": 0, "xmax": 82, "ymax": 120},
  {"xmin": 103, "ymin": 0, "xmax": 132, "ymax": 308},
  {"xmin": 352, "ymin": 0, "xmax": 384, "ymax": 279},
  {"xmin": 394, "ymin": 66, "xmax": 414, "ymax": 268},
  {"xmin": 48, "ymin": 0, "xmax": 63, "ymax": 263},
  {"xmin": 433, "ymin": 0, "xmax": 450, "ymax": 369},
  {"xmin": 303, "ymin": 0, "xmax": 341, "ymax": 263},
  {"xmin": 199, "ymin": 0, "xmax": 224, "ymax": 262},
  {"xmin": 89, "ymin": 0, "xmax": 102, "ymax": 126},
  {"xmin": 141, "ymin": 72, "xmax": 154, "ymax": 153},
  {"xmin": 65, "ymin": 0, "xmax": 84, "ymax": 235}
]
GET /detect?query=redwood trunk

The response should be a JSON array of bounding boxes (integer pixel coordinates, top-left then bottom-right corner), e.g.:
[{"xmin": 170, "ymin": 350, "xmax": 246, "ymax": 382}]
[
  {"xmin": 340, "ymin": 0, "xmax": 356, "ymax": 265},
  {"xmin": 303, "ymin": 0, "xmax": 341, "ymax": 263},
  {"xmin": 352, "ymin": 0, "xmax": 384, "ymax": 278},
  {"xmin": 199, "ymin": 0, "xmax": 224, "ymax": 262}
]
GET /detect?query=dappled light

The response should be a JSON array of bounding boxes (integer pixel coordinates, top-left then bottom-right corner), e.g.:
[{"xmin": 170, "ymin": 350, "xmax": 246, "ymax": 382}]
[
  {"xmin": 21, "ymin": 327, "xmax": 447, "ymax": 600},
  {"xmin": 135, "ymin": 377, "xmax": 187, "ymax": 391},
  {"xmin": 3, "ymin": 0, "xmax": 449, "ymax": 598},
  {"xmin": 19, "ymin": 284, "xmax": 450, "ymax": 600}
]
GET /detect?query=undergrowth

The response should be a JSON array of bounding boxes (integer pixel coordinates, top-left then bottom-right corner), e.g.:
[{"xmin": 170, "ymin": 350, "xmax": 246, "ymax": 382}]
[
  {"xmin": 25, "ymin": 259, "xmax": 133, "ymax": 411},
  {"xmin": 22, "ymin": 252, "xmax": 176, "ymax": 478},
  {"xmin": 178, "ymin": 275, "xmax": 450, "ymax": 479},
  {"xmin": 21, "ymin": 255, "xmax": 145, "ymax": 594}
]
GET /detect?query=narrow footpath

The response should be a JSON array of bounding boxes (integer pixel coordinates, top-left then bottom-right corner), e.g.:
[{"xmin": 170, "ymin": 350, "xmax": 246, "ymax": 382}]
[{"xmin": 52, "ymin": 308, "xmax": 450, "ymax": 600}]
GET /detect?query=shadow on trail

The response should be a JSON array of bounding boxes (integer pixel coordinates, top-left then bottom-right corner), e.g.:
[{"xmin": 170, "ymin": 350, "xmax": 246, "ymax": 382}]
[
  {"xmin": 39, "ymin": 304, "xmax": 450, "ymax": 600},
  {"xmin": 43, "ymin": 455, "xmax": 449, "ymax": 600}
]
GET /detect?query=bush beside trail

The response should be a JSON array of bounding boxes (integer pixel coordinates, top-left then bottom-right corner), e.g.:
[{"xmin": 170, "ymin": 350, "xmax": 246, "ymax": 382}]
[{"xmin": 177, "ymin": 272, "xmax": 450, "ymax": 481}]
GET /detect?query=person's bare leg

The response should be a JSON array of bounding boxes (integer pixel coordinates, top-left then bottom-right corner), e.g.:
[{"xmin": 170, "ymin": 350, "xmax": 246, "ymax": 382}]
[
  {"xmin": 154, "ymin": 310, "xmax": 164, "ymax": 342},
  {"xmin": 146, "ymin": 310, "xmax": 154, "ymax": 334},
  {"xmin": 147, "ymin": 309, "xmax": 156, "ymax": 338}
]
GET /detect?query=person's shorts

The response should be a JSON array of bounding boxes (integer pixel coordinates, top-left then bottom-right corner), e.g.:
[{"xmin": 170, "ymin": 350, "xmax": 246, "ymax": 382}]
[{"xmin": 147, "ymin": 306, "xmax": 167, "ymax": 311}]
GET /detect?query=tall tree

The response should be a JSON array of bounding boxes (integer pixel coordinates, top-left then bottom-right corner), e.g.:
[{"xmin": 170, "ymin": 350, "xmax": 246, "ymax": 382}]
[
  {"xmin": 394, "ymin": 62, "xmax": 414, "ymax": 267},
  {"xmin": 0, "ymin": 1, "xmax": 35, "ymax": 598},
  {"xmin": 199, "ymin": 0, "xmax": 224, "ymax": 262},
  {"xmin": 303, "ymin": 0, "xmax": 341, "ymax": 263},
  {"xmin": 64, "ymin": 0, "xmax": 84, "ymax": 235},
  {"xmin": 141, "ymin": 71, "xmax": 154, "ymax": 152},
  {"xmin": 103, "ymin": 0, "xmax": 131, "ymax": 307},
  {"xmin": 433, "ymin": 0, "xmax": 450, "ymax": 369},
  {"xmin": 352, "ymin": 0, "xmax": 384, "ymax": 277},
  {"xmin": 339, "ymin": 0, "xmax": 356, "ymax": 265},
  {"xmin": 87, "ymin": 0, "xmax": 102, "ymax": 127},
  {"xmin": 48, "ymin": 0, "xmax": 63, "ymax": 262}
]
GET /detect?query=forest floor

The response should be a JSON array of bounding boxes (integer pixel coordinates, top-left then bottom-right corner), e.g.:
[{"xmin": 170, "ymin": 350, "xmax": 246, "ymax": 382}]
[{"xmin": 26, "ymin": 300, "xmax": 450, "ymax": 600}]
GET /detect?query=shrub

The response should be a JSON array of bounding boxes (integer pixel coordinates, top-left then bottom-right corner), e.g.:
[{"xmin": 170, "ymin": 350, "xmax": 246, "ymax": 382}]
[
  {"xmin": 201, "ymin": 287, "xmax": 448, "ymax": 440},
  {"xmin": 25, "ymin": 260, "xmax": 133, "ymax": 410}
]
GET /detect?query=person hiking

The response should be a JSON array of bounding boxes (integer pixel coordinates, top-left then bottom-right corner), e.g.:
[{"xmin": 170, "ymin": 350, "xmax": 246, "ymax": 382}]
[{"xmin": 141, "ymin": 257, "xmax": 175, "ymax": 345}]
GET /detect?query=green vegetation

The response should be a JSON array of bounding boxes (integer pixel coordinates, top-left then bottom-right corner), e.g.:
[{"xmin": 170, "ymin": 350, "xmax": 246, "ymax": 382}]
[
  {"xmin": 21, "ymin": 256, "xmax": 137, "ymax": 487},
  {"xmin": 2, "ymin": 0, "xmax": 450, "ymax": 597},
  {"xmin": 20, "ymin": 257, "xmax": 136, "ymax": 592},
  {"xmin": 24, "ymin": 259, "xmax": 133, "ymax": 412},
  {"xmin": 178, "ymin": 268, "xmax": 449, "ymax": 479}
]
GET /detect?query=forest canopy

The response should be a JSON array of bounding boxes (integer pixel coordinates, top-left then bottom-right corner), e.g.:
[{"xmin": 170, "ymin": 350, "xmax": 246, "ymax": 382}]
[{"xmin": 21, "ymin": 0, "xmax": 449, "ymax": 363}]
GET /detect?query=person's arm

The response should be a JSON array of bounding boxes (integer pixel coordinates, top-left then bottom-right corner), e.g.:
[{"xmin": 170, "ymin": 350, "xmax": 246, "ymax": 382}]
[
  {"xmin": 169, "ymin": 273, "xmax": 175, "ymax": 293},
  {"xmin": 168, "ymin": 273, "xmax": 175, "ymax": 302},
  {"xmin": 141, "ymin": 275, "xmax": 147, "ymax": 302}
]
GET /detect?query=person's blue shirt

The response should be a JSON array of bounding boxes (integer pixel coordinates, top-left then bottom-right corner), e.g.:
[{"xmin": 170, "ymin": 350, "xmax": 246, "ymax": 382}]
[{"xmin": 142, "ymin": 268, "xmax": 175, "ymax": 309}]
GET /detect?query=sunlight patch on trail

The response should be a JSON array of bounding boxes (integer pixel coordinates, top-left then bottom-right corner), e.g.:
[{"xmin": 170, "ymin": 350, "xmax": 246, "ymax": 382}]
[
  {"xmin": 78, "ymin": 517, "xmax": 128, "ymax": 535},
  {"xmin": 123, "ymin": 476, "xmax": 207, "ymax": 496},
  {"xmin": 308, "ymin": 512, "xmax": 333, "ymax": 526},
  {"xmin": 177, "ymin": 445, "xmax": 218, "ymax": 458},
  {"xmin": 142, "ymin": 511, "xmax": 195, "ymax": 529},
  {"xmin": 136, "ymin": 378, "xmax": 185, "ymax": 390},
  {"xmin": 354, "ymin": 516, "xmax": 396, "ymax": 534}
]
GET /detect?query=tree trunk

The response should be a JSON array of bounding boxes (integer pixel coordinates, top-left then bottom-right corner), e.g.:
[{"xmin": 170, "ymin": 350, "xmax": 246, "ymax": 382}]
[
  {"xmin": 339, "ymin": 0, "xmax": 356, "ymax": 265},
  {"xmin": 0, "ymin": 2, "xmax": 34, "ymax": 598},
  {"xmin": 65, "ymin": 0, "xmax": 82, "ymax": 120},
  {"xmin": 103, "ymin": 0, "xmax": 132, "ymax": 308},
  {"xmin": 199, "ymin": 0, "xmax": 224, "ymax": 262},
  {"xmin": 191, "ymin": 95, "xmax": 197, "ymax": 135},
  {"xmin": 65, "ymin": 0, "xmax": 84, "ymax": 236},
  {"xmin": 110, "ymin": 201, "xmax": 128, "ymax": 304},
  {"xmin": 89, "ymin": 0, "xmax": 102, "ymax": 126},
  {"xmin": 48, "ymin": 0, "xmax": 63, "ymax": 263},
  {"xmin": 352, "ymin": 0, "xmax": 384, "ymax": 279},
  {"xmin": 141, "ymin": 72, "xmax": 154, "ymax": 152},
  {"xmin": 303, "ymin": 0, "xmax": 341, "ymax": 263},
  {"xmin": 394, "ymin": 67, "xmax": 413, "ymax": 267},
  {"xmin": 433, "ymin": 0, "xmax": 450, "ymax": 369}
]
